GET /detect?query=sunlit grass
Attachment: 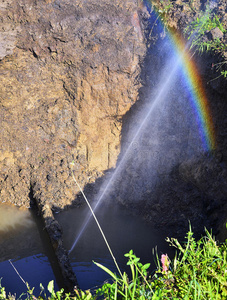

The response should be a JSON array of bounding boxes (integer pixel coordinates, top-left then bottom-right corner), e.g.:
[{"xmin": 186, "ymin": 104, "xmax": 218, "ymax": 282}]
[{"xmin": 1, "ymin": 226, "xmax": 227, "ymax": 299}]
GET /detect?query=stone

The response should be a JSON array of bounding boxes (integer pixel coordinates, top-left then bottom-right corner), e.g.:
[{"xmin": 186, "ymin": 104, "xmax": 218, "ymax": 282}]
[{"xmin": 208, "ymin": 27, "xmax": 224, "ymax": 40}]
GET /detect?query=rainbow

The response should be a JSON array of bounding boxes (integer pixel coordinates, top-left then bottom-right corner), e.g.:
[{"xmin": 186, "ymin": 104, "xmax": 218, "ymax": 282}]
[
  {"xmin": 171, "ymin": 32, "xmax": 216, "ymax": 151},
  {"xmin": 143, "ymin": 1, "xmax": 216, "ymax": 151}
]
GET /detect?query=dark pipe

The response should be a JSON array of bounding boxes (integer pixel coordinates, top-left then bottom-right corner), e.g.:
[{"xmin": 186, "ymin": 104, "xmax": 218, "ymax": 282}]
[{"xmin": 30, "ymin": 199, "xmax": 78, "ymax": 293}]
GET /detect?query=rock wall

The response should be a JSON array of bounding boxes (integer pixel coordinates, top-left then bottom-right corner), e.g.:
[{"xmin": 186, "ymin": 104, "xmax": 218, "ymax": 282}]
[
  {"xmin": 106, "ymin": 0, "xmax": 227, "ymax": 238},
  {"xmin": 1, "ymin": 0, "xmax": 227, "ymax": 239},
  {"xmin": 0, "ymin": 0, "xmax": 146, "ymax": 209}
]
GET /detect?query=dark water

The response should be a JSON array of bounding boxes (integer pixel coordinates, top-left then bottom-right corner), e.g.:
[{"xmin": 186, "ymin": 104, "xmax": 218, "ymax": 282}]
[
  {"xmin": 0, "ymin": 255, "xmax": 56, "ymax": 297},
  {"xmin": 55, "ymin": 203, "xmax": 173, "ymax": 291},
  {"xmin": 0, "ymin": 203, "xmax": 173, "ymax": 295},
  {"xmin": 0, "ymin": 204, "xmax": 58, "ymax": 297}
]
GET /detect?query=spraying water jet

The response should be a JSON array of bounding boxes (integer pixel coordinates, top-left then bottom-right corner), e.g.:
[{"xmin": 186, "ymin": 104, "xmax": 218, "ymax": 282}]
[
  {"xmin": 69, "ymin": 48, "xmax": 193, "ymax": 254},
  {"xmin": 69, "ymin": 3, "xmax": 216, "ymax": 254}
]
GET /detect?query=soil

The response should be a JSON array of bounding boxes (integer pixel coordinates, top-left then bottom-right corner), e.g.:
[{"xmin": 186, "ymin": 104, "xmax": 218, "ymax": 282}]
[{"xmin": 0, "ymin": 0, "xmax": 146, "ymax": 210}]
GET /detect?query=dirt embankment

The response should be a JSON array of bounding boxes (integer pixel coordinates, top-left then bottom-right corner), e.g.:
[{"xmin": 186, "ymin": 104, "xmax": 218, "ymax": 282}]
[
  {"xmin": 0, "ymin": 0, "xmax": 227, "ymax": 239},
  {"xmin": 0, "ymin": 0, "xmax": 146, "ymax": 210}
]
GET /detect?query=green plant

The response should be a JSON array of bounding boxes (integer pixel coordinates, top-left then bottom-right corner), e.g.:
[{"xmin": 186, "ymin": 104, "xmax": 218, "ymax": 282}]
[
  {"xmin": 151, "ymin": 0, "xmax": 173, "ymax": 33},
  {"xmin": 210, "ymin": 60, "xmax": 227, "ymax": 82},
  {"xmin": 94, "ymin": 227, "xmax": 227, "ymax": 300},
  {"xmin": 152, "ymin": 227, "xmax": 227, "ymax": 299},
  {"xmin": 0, "ymin": 280, "xmax": 6, "ymax": 300},
  {"xmin": 184, "ymin": 11, "xmax": 226, "ymax": 53},
  {"xmin": 47, "ymin": 280, "xmax": 65, "ymax": 300},
  {"xmin": 74, "ymin": 289, "xmax": 93, "ymax": 300},
  {"xmin": 1, "ymin": 226, "xmax": 227, "ymax": 299},
  {"xmin": 221, "ymin": 70, "xmax": 227, "ymax": 78},
  {"xmin": 157, "ymin": 0, "xmax": 173, "ymax": 17},
  {"xmin": 184, "ymin": 9, "xmax": 227, "ymax": 80},
  {"xmin": 95, "ymin": 250, "xmax": 152, "ymax": 299}
]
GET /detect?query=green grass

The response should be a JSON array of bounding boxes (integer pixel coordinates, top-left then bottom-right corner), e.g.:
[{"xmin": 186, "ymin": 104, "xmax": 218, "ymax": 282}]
[
  {"xmin": 153, "ymin": 1, "xmax": 227, "ymax": 80},
  {"xmin": 184, "ymin": 12, "xmax": 226, "ymax": 54},
  {"xmin": 1, "ymin": 226, "xmax": 227, "ymax": 299},
  {"xmin": 183, "ymin": 7, "xmax": 227, "ymax": 80}
]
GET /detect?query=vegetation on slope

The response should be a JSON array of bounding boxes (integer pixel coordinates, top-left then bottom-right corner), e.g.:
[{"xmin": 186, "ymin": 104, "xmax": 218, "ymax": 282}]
[{"xmin": 151, "ymin": 0, "xmax": 227, "ymax": 79}]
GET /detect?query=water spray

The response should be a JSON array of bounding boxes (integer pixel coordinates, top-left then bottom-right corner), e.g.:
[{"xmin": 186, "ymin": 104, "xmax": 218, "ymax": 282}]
[
  {"xmin": 69, "ymin": 164, "xmax": 123, "ymax": 278},
  {"xmin": 69, "ymin": 2, "xmax": 217, "ymax": 253},
  {"xmin": 69, "ymin": 55, "xmax": 185, "ymax": 254}
]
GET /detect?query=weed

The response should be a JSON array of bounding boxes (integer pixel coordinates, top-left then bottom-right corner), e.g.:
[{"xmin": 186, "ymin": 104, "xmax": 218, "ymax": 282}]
[
  {"xmin": 151, "ymin": 0, "xmax": 173, "ymax": 35},
  {"xmin": 94, "ymin": 227, "xmax": 227, "ymax": 299},
  {"xmin": 221, "ymin": 70, "xmax": 227, "ymax": 78},
  {"xmin": 95, "ymin": 250, "xmax": 152, "ymax": 299},
  {"xmin": 184, "ymin": 11, "xmax": 226, "ymax": 53},
  {"xmin": 0, "ymin": 280, "xmax": 6, "ymax": 300},
  {"xmin": 1, "ymin": 227, "xmax": 227, "ymax": 299},
  {"xmin": 184, "ymin": 8, "xmax": 227, "ymax": 80}
]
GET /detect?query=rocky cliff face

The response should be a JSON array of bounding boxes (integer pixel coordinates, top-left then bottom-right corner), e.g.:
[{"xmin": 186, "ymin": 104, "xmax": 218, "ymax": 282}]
[
  {"xmin": 1, "ymin": 0, "xmax": 227, "ymax": 239},
  {"xmin": 103, "ymin": 0, "xmax": 227, "ymax": 238},
  {"xmin": 123, "ymin": 0, "xmax": 227, "ymax": 237},
  {"xmin": 0, "ymin": 0, "xmax": 146, "ymax": 209}
]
